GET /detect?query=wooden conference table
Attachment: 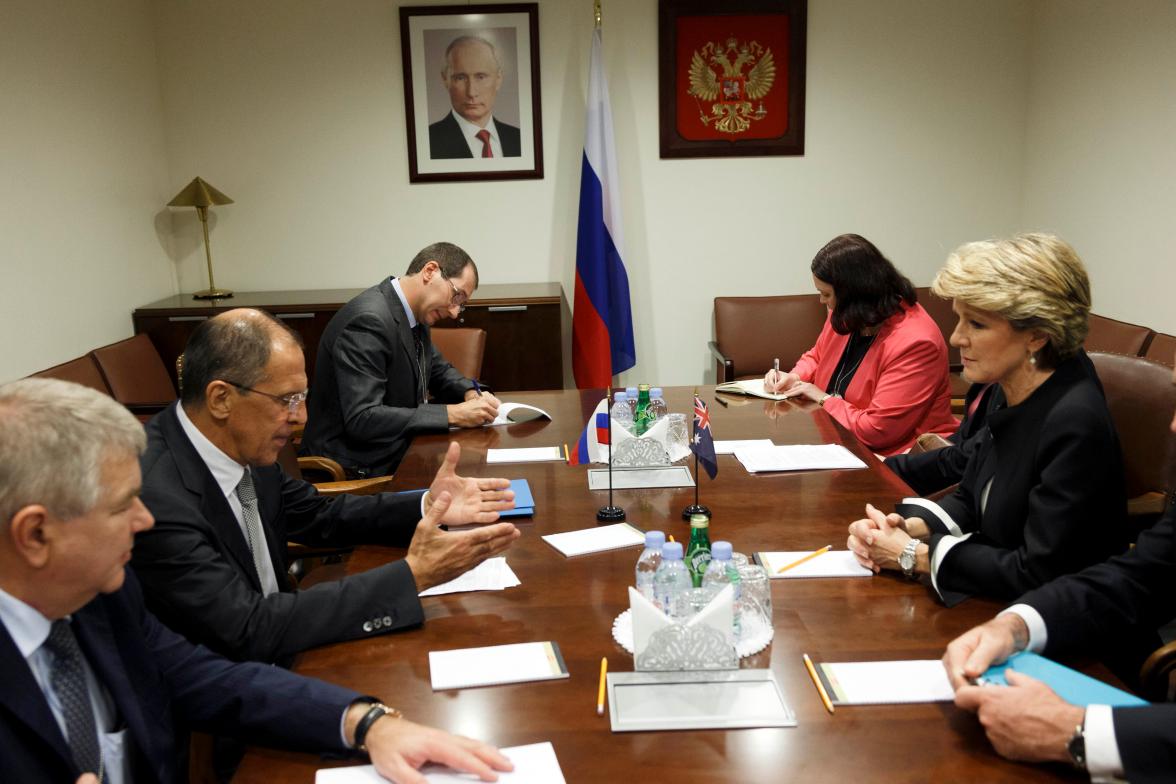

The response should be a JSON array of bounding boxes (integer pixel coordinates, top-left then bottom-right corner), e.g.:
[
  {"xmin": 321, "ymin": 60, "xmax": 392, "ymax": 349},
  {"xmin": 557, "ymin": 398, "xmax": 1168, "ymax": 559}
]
[{"xmin": 235, "ymin": 386, "xmax": 1085, "ymax": 783}]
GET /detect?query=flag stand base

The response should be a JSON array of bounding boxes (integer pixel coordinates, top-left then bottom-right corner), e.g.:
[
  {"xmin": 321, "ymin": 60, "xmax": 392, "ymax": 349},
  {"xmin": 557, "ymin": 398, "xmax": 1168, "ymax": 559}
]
[
  {"xmin": 681, "ymin": 504, "xmax": 711, "ymax": 521},
  {"xmin": 596, "ymin": 506, "xmax": 626, "ymax": 523}
]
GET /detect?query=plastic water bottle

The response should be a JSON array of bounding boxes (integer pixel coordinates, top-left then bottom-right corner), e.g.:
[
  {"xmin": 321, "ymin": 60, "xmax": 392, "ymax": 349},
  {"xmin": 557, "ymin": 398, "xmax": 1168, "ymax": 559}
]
[
  {"xmin": 625, "ymin": 386, "xmax": 638, "ymax": 418},
  {"xmin": 653, "ymin": 542, "xmax": 692, "ymax": 620},
  {"xmin": 701, "ymin": 540, "xmax": 741, "ymax": 638},
  {"xmin": 610, "ymin": 391, "xmax": 634, "ymax": 434},
  {"xmin": 634, "ymin": 530, "xmax": 666, "ymax": 601},
  {"xmin": 649, "ymin": 387, "xmax": 669, "ymax": 422}
]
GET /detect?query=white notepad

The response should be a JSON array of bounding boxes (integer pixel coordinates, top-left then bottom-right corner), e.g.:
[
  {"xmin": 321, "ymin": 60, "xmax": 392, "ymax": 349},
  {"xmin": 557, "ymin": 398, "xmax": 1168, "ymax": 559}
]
[
  {"xmin": 487, "ymin": 446, "xmax": 565, "ymax": 463},
  {"xmin": 487, "ymin": 402, "xmax": 552, "ymax": 426},
  {"xmin": 541, "ymin": 523, "xmax": 646, "ymax": 557},
  {"xmin": 815, "ymin": 660, "xmax": 954, "ymax": 705},
  {"xmin": 735, "ymin": 444, "xmax": 867, "ymax": 473},
  {"xmin": 315, "ymin": 741, "xmax": 567, "ymax": 783},
  {"xmin": 429, "ymin": 641, "xmax": 569, "ymax": 690},
  {"xmin": 714, "ymin": 439, "xmax": 773, "ymax": 455},
  {"xmin": 757, "ymin": 550, "xmax": 873, "ymax": 579}
]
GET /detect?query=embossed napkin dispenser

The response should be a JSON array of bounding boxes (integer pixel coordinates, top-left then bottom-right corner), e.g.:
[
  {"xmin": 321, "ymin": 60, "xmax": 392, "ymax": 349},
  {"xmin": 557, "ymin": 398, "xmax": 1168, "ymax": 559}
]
[
  {"xmin": 629, "ymin": 585, "xmax": 737, "ymax": 671},
  {"xmin": 610, "ymin": 417, "xmax": 691, "ymax": 467}
]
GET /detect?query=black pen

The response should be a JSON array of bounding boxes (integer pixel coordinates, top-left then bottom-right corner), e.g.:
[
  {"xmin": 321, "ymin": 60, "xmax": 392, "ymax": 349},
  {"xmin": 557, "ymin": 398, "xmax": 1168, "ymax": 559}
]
[
  {"xmin": 471, "ymin": 379, "xmax": 484, "ymax": 397},
  {"xmin": 714, "ymin": 396, "xmax": 728, "ymax": 408}
]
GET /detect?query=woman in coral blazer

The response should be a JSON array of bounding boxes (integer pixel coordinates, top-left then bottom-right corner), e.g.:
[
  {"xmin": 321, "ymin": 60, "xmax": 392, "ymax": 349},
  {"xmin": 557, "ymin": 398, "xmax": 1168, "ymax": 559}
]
[{"xmin": 765, "ymin": 234, "xmax": 957, "ymax": 455}]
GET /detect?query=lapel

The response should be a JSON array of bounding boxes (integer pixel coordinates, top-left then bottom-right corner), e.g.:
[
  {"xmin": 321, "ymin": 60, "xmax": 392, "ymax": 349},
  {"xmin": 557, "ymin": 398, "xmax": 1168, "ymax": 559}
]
[
  {"xmin": 381, "ymin": 278, "xmax": 424, "ymax": 403},
  {"xmin": 0, "ymin": 621, "xmax": 75, "ymax": 773},
  {"xmin": 158, "ymin": 404, "xmax": 263, "ymax": 593}
]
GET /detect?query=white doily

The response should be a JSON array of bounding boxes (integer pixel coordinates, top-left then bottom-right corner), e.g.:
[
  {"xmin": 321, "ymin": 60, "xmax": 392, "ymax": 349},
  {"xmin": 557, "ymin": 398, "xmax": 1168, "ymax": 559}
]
[{"xmin": 611, "ymin": 608, "xmax": 773, "ymax": 659}]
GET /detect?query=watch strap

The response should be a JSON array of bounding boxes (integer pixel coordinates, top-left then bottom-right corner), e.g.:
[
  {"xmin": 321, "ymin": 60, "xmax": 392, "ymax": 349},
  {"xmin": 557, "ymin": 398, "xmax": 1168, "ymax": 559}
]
[
  {"xmin": 1067, "ymin": 722, "xmax": 1087, "ymax": 770},
  {"xmin": 354, "ymin": 702, "xmax": 403, "ymax": 751}
]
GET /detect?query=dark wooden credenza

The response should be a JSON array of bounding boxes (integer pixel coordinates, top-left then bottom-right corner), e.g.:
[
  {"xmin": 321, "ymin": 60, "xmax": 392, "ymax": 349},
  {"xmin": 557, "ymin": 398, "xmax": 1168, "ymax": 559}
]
[{"xmin": 131, "ymin": 282, "xmax": 569, "ymax": 391}]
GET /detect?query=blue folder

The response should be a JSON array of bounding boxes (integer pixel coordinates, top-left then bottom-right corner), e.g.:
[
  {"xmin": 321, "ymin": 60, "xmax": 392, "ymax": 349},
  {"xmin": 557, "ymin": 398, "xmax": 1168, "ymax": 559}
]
[
  {"xmin": 979, "ymin": 651, "xmax": 1148, "ymax": 708},
  {"xmin": 499, "ymin": 479, "xmax": 535, "ymax": 518}
]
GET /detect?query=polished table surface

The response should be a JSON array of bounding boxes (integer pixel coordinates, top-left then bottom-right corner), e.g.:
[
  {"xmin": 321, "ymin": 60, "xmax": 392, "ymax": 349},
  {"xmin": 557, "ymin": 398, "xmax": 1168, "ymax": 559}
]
[{"xmin": 234, "ymin": 387, "xmax": 1085, "ymax": 783}]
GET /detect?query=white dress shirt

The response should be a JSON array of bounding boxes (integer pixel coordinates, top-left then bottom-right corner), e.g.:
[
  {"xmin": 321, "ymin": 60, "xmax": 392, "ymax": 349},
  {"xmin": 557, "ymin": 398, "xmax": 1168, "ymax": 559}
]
[
  {"xmin": 0, "ymin": 588, "xmax": 130, "ymax": 784},
  {"xmin": 450, "ymin": 110, "xmax": 504, "ymax": 158},
  {"xmin": 176, "ymin": 404, "xmax": 281, "ymax": 596},
  {"xmin": 1001, "ymin": 604, "xmax": 1124, "ymax": 781}
]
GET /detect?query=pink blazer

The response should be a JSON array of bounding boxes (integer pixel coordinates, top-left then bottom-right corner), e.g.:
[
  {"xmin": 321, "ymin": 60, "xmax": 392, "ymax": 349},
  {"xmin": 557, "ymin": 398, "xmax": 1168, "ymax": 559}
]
[{"xmin": 791, "ymin": 303, "xmax": 957, "ymax": 455}]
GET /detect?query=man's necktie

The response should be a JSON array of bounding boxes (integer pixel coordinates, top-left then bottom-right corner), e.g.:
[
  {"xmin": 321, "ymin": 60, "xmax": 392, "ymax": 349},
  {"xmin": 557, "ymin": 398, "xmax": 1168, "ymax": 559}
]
[
  {"xmin": 236, "ymin": 470, "xmax": 276, "ymax": 596},
  {"xmin": 412, "ymin": 325, "xmax": 426, "ymax": 403},
  {"xmin": 475, "ymin": 129, "xmax": 493, "ymax": 158},
  {"xmin": 44, "ymin": 619, "xmax": 102, "ymax": 776}
]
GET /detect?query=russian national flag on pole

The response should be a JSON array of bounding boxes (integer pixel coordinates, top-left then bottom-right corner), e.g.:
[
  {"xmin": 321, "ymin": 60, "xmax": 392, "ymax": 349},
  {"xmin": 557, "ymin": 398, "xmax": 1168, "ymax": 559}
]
[
  {"xmin": 572, "ymin": 24, "xmax": 636, "ymax": 389},
  {"xmin": 569, "ymin": 398, "xmax": 610, "ymax": 466}
]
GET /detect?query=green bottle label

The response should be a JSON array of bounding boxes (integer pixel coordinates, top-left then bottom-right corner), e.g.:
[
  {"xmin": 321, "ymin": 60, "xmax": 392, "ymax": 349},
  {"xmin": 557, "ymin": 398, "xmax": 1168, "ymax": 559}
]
[{"xmin": 686, "ymin": 516, "xmax": 711, "ymax": 588}]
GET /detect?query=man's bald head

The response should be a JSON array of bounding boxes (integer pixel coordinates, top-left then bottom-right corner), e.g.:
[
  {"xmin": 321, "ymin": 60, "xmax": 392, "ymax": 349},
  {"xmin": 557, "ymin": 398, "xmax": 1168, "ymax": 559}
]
[{"xmin": 179, "ymin": 308, "xmax": 302, "ymax": 408}]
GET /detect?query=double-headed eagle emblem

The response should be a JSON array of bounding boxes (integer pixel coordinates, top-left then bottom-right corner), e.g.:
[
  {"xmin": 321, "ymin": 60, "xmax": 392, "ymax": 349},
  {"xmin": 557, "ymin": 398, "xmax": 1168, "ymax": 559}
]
[{"xmin": 687, "ymin": 37, "xmax": 776, "ymax": 135}]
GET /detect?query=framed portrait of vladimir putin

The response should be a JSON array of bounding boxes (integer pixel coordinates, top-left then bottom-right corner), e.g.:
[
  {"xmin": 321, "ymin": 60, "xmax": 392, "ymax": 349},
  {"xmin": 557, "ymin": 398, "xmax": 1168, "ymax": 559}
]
[{"xmin": 400, "ymin": 4, "xmax": 543, "ymax": 183}]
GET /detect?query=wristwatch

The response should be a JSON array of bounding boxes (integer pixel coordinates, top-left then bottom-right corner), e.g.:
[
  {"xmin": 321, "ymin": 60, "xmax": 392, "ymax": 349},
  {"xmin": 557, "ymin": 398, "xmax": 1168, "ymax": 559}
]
[
  {"xmin": 898, "ymin": 539, "xmax": 920, "ymax": 578},
  {"xmin": 354, "ymin": 702, "xmax": 403, "ymax": 751},
  {"xmin": 1067, "ymin": 722, "xmax": 1087, "ymax": 770},
  {"xmin": 818, "ymin": 394, "xmax": 833, "ymax": 408}
]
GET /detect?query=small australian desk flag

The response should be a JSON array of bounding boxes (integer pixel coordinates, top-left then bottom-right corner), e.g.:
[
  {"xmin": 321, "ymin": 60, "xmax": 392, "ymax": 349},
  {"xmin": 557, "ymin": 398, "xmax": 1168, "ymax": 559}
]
[{"xmin": 691, "ymin": 395, "xmax": 718, "ymax": 479}]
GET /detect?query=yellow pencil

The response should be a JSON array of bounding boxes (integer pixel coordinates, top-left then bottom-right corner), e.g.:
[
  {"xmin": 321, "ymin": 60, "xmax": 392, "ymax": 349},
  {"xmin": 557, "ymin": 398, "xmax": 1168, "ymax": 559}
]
[
  {"xmin": 668, "ymin": 534, "xmax": 676, "ymax": 544},
  {"xmin": 596, "ymin": 657, "xmax": 608, "ymax": 715},
  {"xmin": 776, "ymin": 545, "xmax": 832, "ymax": 574},
  {"xmin": 803, "ymin": 653, "xmax": 835, "ymax": 714},
  {"xmin": 563, "ymin": 443, "xmax": 570, "ymax": 463}
]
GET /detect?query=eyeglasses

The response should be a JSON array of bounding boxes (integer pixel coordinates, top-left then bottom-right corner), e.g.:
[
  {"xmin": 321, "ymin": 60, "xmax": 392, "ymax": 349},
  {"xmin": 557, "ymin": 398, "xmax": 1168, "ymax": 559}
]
[
  {"xmin": 440, "ymin": 274, "xmax": 469, "ymax": 314},
  {"xmin": 225, "ymin": 382, "xmax": 307, "ymax": 414}
]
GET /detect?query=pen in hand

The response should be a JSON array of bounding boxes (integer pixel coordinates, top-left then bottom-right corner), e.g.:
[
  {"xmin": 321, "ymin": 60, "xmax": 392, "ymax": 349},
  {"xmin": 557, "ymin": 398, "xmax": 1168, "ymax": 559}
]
[
  {"xmin": 471, "ymin": 379, "xmax": 484, "ymax": 397},
  {"xmin": 770, "ymin": 357, "xmax": 781, "ymax": 390}
]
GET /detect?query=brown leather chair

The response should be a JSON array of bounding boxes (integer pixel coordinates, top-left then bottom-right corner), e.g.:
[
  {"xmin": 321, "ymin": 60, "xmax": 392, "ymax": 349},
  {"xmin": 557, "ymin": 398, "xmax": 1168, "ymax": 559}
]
[
  {"xmin": 1086, "ymin": 314, "xmax": 1154, "ymax": 357},
  {"xmin": 1140, "ymin": 634, "xmax": 1176, "ymax": 702},
  {"xmin": 1089, "ymin": 352, "xmax": 1176, "ymax": 521},
  {"xmin": 1145, "ymin": 332, "xmax": 1176, "ymax": 367},
  {"xmin": 711, "ymin": 294, "xmax": 827, "ymax": 382},
  {"xmin": 30, "ymin": 355, "xmax": 110, "ymax": 394},
  {"xmin": 915, "ymin": 287, "xmax": 970, "ymax": 410},
  {"xmin": 90, "ymin": 334, "xmax": 177, "ymax": 417},
  {"xmin": 430, "ymin": 327, "xmax": 487, "ymax": 381}
]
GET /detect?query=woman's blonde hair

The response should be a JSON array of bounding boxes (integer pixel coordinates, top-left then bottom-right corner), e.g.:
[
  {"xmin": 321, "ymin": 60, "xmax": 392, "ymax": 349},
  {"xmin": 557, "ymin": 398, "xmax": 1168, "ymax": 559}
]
[{"xmin": 932, "ymin": 233, "xmax": 1090, "ymax": 368}]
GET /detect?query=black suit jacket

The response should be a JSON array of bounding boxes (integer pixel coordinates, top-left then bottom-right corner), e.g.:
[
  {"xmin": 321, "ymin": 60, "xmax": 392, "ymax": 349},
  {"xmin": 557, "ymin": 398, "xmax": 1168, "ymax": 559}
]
[
  {"xmin": 885, "ymin": 383, "xmax": 1004, "ymax": 496},
  {"xmin": 132, "ymin": 404, "xmax": 426, "ymax": 663},
  {"xmin": 897, "ymin": 352, "xmax": 1130, "ymax": 606},
  {"xmin": 1019, "ymin": 500, "xmax": 1176, "ymax": 784},
  {"xmin": 0, "ymin": 571, "xmax": 359, "ymax": 784},
  {"xmin": 301, "ymin": 278, "xmax": 473, "ymax": 476},
  {"xmin": 428, "ymin": 112, "xmax": 521, "ymax": 158}
]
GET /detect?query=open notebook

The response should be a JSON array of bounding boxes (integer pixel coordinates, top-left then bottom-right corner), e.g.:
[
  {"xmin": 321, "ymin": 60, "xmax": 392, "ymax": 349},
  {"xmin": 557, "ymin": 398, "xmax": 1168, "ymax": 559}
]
[{"xmin": 714, "ymin": 379, "xmax": 790, "ymax": 400}]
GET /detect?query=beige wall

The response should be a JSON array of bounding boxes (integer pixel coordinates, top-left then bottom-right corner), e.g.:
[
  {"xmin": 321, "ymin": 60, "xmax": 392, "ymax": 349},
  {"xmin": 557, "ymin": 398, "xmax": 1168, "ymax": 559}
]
[
  {"xmin": 0, "ymin": 0, "xmax": 175, "ymax": 381},
  {"xmin": 2, "ymin": 0, "xmax": 1171, "ymax": 384},
  {"xmin": 1021, "ymin": 0, "xmax": 1176, "ymax": 335}
]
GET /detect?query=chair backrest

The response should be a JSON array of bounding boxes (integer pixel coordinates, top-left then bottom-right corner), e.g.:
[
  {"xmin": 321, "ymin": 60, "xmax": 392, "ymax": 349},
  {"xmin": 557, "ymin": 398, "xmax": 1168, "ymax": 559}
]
[
  {"xmin": 431, "ymin": 327, "xmax": 487, "ymax": 381},
  {"xmin": 914, "ymin": 287, "xmax": 961, "ymax": 369},
  {"xmin": 1089, "ymin": 352, "xmax": 1176, "ymax": 500},
  {"xmin": 1145, "ymin": 332, "xmax": 1176, "ymax": 367},
  {"xmin": 90, "ymin": 334, "xmax": 177, "ymax": 408},
  {"xmin": 1086, "ymin": 314, "xmax": 1154, "ymax": 357},
  {"xmin": 30, "ymin": 355, "xmax": 111, "ymax": 394},
  {"xmin": 713, "ymin": 295, "xmax": 827, "ymax": 381}
]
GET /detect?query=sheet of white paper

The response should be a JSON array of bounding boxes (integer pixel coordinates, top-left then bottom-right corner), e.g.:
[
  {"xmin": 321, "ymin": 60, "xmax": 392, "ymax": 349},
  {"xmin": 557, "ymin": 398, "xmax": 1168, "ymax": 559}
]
[
  {"xmin": 759, "ymin": 550, "xmax": 873, "ymax": 579},
  {"xmin": 714, "ymin": 439, "xmax": 773, "ymax": 455},
  {"xmin": 430, "ymin": 642, "xmax": 567, "ymax": 690},
  {"xmin": 486, "ymin": 447, "xmax": 565, "ymax": 464},
  {"xmin": 735, "ymin": 444, "xmax": 867, "ymax": 473},
  {"xmin": 716, "ymin": 378, "xmax": 789, "ymax": 400},
  {"xmin": 486, "ymin": 402, "xmax": 552, "ymax": 426},
  {"xmin": 419, "ymin": 557, "xmax": 521, "ymax": 596},
  {"xmin": 819, "ymin": 660, "xmax": 954, "ymax": 704},
  {"xmin": 315, "ymin": 742, "xmax": 566, "ymax": 784},
  {"xmin": 541, "ymin": 523, "xmax": 646, "ymax": 557}
]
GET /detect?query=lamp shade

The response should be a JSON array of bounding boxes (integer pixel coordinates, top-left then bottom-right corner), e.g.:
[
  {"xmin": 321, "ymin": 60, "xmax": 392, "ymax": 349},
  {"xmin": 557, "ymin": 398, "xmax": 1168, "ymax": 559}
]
[{"xmin": 168, "ymin": 177, "xmax": 233, "ymax": 208}]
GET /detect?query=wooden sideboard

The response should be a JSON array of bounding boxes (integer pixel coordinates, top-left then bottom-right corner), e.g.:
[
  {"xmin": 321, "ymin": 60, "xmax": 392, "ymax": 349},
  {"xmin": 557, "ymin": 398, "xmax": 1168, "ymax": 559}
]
[{"xmin": 131, "ymin": 282, "xmax": 569, "ymax": 391}]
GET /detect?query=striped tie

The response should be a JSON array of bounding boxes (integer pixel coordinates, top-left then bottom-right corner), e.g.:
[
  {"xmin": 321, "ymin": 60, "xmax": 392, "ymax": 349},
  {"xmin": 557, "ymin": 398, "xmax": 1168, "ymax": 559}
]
[
  {"xmin": 45, "ymin": 619, "xmax": 102, "ymax": 775},
  {"xmin": 475, "ymin": 129, "xmax": 493, "ymax": 158},
  {"xmin": 236, "ymin": 469, "xmax": 277, "ymax": 596}
]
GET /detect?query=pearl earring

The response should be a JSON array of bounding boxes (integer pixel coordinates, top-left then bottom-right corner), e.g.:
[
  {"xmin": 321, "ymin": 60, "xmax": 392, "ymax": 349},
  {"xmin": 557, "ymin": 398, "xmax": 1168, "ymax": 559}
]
[{"xmin": 1029, "ymin": 354, "xmax": 1037, "ymax": 365}]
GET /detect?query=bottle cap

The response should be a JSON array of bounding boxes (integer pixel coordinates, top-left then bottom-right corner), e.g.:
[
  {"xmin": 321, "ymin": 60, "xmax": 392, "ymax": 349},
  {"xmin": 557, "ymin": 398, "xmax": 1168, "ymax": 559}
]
[
  {"xmin": 661, "ymin": 541, "xmax": 683, "ymax": 560},
  {"xmin": 711, "ymin": 541, "xmax": 732, "ymax": 560},
  {"xmin": 645, "ymin": 530, "xmax": 666, "ymax": 548},
  {"xmin": 614, "ymin": 391, "xmax": 628, "ymax": 402},
  {"xmin": 638, "ymin": 383, "xmax": 650, "ymax": 391},
  {"xmin": 689, "ymin": 513, "xmax": 710, "ymax": 527},
  {"xmin": 625, "ymin": 386, "xmax": 637, "ymax": 395},
  {"xmin": 651, "ymin": 387, "xmax": 663, "ymax": 397}
]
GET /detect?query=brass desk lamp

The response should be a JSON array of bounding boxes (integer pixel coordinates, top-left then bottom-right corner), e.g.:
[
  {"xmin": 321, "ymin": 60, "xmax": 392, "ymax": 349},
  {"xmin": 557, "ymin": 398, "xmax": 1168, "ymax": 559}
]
[{"xmin": 168, "ymin": 177, "xmax": 234, "ymax": 299}]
